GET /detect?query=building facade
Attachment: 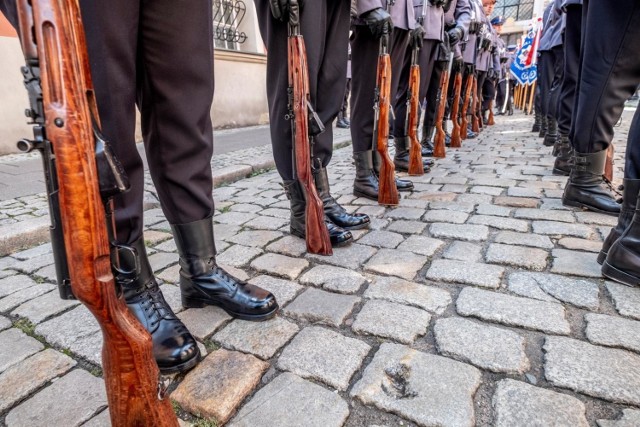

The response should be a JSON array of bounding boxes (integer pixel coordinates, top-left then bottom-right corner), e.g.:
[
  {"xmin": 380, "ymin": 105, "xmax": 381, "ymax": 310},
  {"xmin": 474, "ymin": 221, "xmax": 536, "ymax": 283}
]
[{"xmin": 494, "ymin": 0, "xmax": 548, "ymax": 46}]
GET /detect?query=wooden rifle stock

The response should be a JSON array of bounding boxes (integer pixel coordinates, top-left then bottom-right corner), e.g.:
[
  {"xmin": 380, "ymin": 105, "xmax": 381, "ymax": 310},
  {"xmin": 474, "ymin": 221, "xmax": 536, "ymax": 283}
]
[
  {"xmin": 288, "ymin": 8, "xmax": 332, "ymax": 255},
  {"xmin": 406, "ymin": 47, "xmax": 424, "ymax": 176},
  {"xmin": 374, "ymin": 34, "xmax": 399, "ymax": 206},
  {"xmin": 460, "ymin": 72, "xmax": 473, "ymax": 140},
  {"xmin": 450, "ymin": 71, "xmax": 462, "ymax": 148},
  {"xmin": 471, "ymin": 75, "xmax": 480, "ymax": 133},
  {"xmin": 433, "ymin": 68, "xmax": 449, "ymax": 159},
  {"xmin": 488, "ymin": 99, "xmax": 495, "ymax": 125},
  {"xmin": 604, "ymin": 145, "xmax": 614, "ymax": 182},
  {"xmin": 16, "ymin": 0, "xmax": 179, "ymax": 425}
]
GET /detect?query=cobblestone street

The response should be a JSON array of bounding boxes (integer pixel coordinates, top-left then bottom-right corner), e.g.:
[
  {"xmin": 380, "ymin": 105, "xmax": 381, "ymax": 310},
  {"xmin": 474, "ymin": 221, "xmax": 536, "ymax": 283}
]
[{"xmin": 1, "ymin": 111, "xmax": 640, "ymax": 426}]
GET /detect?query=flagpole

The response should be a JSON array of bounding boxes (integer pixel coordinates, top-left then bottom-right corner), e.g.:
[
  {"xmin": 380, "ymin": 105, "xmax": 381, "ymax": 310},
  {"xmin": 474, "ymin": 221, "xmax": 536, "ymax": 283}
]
[{"xmin": 527, "ymin": 81, "xmax": 536, "ymax": 114}]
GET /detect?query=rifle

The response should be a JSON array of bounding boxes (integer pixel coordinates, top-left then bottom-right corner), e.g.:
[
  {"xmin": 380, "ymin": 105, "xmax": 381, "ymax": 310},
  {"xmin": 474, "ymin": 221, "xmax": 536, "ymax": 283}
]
[
  {"xmin": 405, "ymin": 44, "xmax": 424, "ymax": 176},
  {"xmin": 433, "ymin": 54, "xmax": 453, "ymax": 158},
  {"xmin": 449, "ymin": 68, "xmax": 463, "ymax": 148},
  {"xmin": 488, "ymin": 98, "xmax": 495, "ymax": 125},
  {"xmin": 471, "ymin": 73, "xmax": 480, "ymax": 133},
  {"xmin": 372, "ymin": 20, "xmax": 399, "ymax": 206},
  {"xmin": 604, "ymin": 145, "xmax": 614, "ymax": 182},
  {"xmin": 15, "ymin": 0, "xmax": 179, "ymax": 425},
  {"xmin": 287, "ymin": 0, "xmax": 332, "ymax": 255},
  {"xmin": 460, "ymin": 67, "xmax": 473, "ymax": 140}
]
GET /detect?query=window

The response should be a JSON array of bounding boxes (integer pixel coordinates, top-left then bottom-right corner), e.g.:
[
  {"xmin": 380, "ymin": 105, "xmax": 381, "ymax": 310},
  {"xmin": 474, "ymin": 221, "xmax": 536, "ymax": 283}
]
[
  {"xmin": 493, "ymin": 0, "xmax": 535, "ymax": 22},
  {"xmin": 213, "ymin": 0, "xmax": 248, "ymax": 51}
]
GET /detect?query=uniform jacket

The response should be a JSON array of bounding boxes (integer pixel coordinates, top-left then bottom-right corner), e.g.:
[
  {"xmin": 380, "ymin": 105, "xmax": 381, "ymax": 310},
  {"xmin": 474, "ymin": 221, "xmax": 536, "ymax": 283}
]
[
  {"xmin": 475, "ymin": 6, "xmax": 493, "ymax": 72},
  {"xmin": 413, "ymin": 0, "xmax": 444, "ymax": 41},
  {"xmin": 460, "ymin": 0, "xmax": 483, "ymax": 64},
  {"xmin": 539, "ymin": 1, "xmax": 563, "ymax": 51},
  {"xmin": 353, "ymin": 0, "xmax": 415, "ymax": 31},
  {"xmin": 444, "ymin": 0, "xmax": 472, "ymax": 59},
  {"xmin": 561, "ymin": 0, "xmax": 582, "ymax": 10}
]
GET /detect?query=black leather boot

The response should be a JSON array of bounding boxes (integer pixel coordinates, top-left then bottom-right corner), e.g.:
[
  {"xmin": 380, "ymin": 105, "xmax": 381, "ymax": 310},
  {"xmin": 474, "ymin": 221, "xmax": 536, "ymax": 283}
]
[
  {"xmin": 598, "ymin": 179, "xmax": 640, "ymax": 265},
  {"xmin": 313, "ymin": 164, "xmax": 370, "ymax": 230},
  {"xmin": 531, "ymin": 113, "xmax": 541, "ymax": 132},
  {"xmin": 116, "ymin": 238, "xmax": 200, "ymax": 374},
  {"xmin": 172, "ymin": 218, "xmax": 279, "ymax": 320},
  {"xmin": 421, "ymin": 126, "xmax": 434, "ymax": 157},
  {"xmin": 466, "ymin": 126, "xmax": 478, "ymax": 139},
  {"xmin": 284, "ymin": 180, "xmax": 353, "ymax": 246},
  {"xmin": 374, "ymin": 150, "xmax": 413, "ymax": 192},
  {"xmin": 562, "ymin": 150, "xmax": 621, "ymax": 216},
  {"xmin": 353, "ymin": 150, "xmax": 379, "ymax": 200},
  {"xmin": 552, "ymin": 134, "xmax": 572, "ymax": 176},
  {"xmin": 602, "ymin": 195, "xmax": 640, "ymax": 286},
  {"xmin": 538, "ymin": 116, "xmax": 547, "ymax": 138},
  {"xmin": 393, "ymin": 137, "xmax": 433, "ymax": 172},
  {"xmin": 543, "ymin": 117, "xmax": 557, "ymax": 147}
]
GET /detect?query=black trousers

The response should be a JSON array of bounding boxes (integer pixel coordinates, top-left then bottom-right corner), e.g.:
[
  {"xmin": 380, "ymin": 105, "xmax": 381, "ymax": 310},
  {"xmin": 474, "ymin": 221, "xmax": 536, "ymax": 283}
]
[
  {"xmin": 537, "ymin": 50, "xmax": 553, "ymax": 118},
  {"xmin": 495, "ymin": 80, "xmax": 506, "ymax": 111},
  {"xmin": 422, "ymin": 58, "xmax": 447, "ymax": 129},
  {"xmin": 545, "ymin": 45, "xmax": 564, "ymax": 120},
  {"xmin": 350, "ymin": 25, "xmax": 409, "ymax": 151},
  {"xmin": 557, "ymin": 4, "xmax": 582, "ymax": 135},
  {"xmin": 476, "ymin": 71, "xmax": 487, "ymax": 116},
  {"xmin": 482, "ymin": 77, "xmax": 496, "ymax": 112},
  {"xmin": 255, "ymin": 0, "xmax": 350, "ymax": 180},
  {"xmin": 341, "ymin": 78, "xmax": 352, "ymax": 117},
  {"xmin": 571, "ymin": 0, "xmax": 640, "ymax": 164}
]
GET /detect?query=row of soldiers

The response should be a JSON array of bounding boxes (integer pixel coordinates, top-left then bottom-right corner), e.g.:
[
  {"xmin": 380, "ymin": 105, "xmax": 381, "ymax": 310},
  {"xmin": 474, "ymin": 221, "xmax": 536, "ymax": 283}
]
[{"xmin": 532, "ymin": 0, "xmax": 640, "ymax": 287}]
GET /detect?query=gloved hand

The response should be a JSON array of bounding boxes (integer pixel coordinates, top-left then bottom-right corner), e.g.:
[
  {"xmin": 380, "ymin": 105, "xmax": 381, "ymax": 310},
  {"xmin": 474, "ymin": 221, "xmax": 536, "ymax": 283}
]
[
  {"xmin": 362, "ymin": 7, "xmax": 393, "ymax": 39},
  {"xmin": 410, "ymin": 24, "xmax": 426, "ymax": 48},
  {"xmin": 269, "ymin": 0, "xmax": 303, "ymax": 22},
  {"xmin": 487, "ymin": 68, "xmax": 498, "ymax": 80},
  {"xmin": 447, "ymin": 26, "xmax": 464, "ymax": 46}
]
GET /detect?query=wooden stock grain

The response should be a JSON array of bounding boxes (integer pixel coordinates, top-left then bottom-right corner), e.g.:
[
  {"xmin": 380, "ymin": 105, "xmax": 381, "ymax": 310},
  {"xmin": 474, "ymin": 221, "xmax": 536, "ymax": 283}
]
[
  {"xmin": 288, "ymin": 35, "xmax": 332, "ymax": 255},
  {"xmin": 604, "ymin": 145, "xmax": 614, "ymax": 182},
  {"xmin": 450, "ymin": 72, "xmax": 462, "ymax": 148},
  {"xmin": 19, "ymin": 0, "xmax": 179, "ymax": 425},
  {"xmin": 488, "ymin": 99, "xmax": 495, "ymax": 125},
  {"xmin": 471, "ymin": 75, "xmax": 480, "ymax": 133},
  {"xmin": 407, "ymin": 62, "xmax": 424, "ymax": 176},
  {"xmin": 460, "ymin": 73, "xmax": 473, "ymax": 140},
  {"xmin": 375, "ymin": 53, "xmax": 399, "ymax": 206},
  {"xmin": 433, "ymin": 70, "xmax": 449, "ymax": 159}
]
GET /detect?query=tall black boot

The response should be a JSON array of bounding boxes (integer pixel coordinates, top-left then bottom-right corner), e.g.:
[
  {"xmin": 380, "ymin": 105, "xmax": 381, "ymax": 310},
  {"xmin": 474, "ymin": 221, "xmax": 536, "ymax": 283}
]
[
  {"xmin": 531, "ymin": 112, "xmax": 541, "ymax": 132},
  {"xmin": 598, "ymin": 179, "xmax": 640, "ymax": 264},
  {"xmin": 538, "ymin": 116, "xmax": 547, "ymax": 138},
  {"xmin": 543, "ymin": 117, "xmax": 557, "ymax": 147},
  {"xmin": 374, "ymin": 150, "xmax": 413, "ymax": 192},
  {"xmin": 562, "ymin": 150, "xmax": 621, "ymax": 216},
  {"xmin": 313, "ymin": 164, "xmax": 370, "ymax": 230},
  {"xmin": 602, "ymin": 195, "xmax": 640, "ymax": 286},
  {"xmin": 116, "ymin": 237, "xmax": 200, "ymax": 374},
  {"xmin": 421, "ymin": 126, "xmax": 435, "ymax": 157},
  {"xmin": 353, "ymin": 150, "xmax": 379, "ymax": 200},
  {"xmin": 393, "ymin": 137, "xmax": 433, "ymax": 172},
  {"xmin": 284, "ymin": 179, "xmax": 353, "ymax": 246},
  {"xmin": 172, "ymin": 217, "xmax": 278, "ymax": 320},
  {"xmin": 552, "ymin": 134, "xmax": 572, "ymax": 176}
]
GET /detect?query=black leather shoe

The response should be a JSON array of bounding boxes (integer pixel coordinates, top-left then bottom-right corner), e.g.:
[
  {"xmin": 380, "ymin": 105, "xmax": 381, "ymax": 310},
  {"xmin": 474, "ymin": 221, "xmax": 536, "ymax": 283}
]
[
  {"xmin": 116, "ymin": 238, "xmax": 200, "ymax": 374},
  {"xmin": 552, "ymin": 133, "xmax": 572, "ymax": 176},
  {"xmin": 353, "ymin": 150, "xmax": 380, "ymax": 200},
  {"xmin": 336, "ymin": 118, "xmax": 350, "ymax": 129},
  {"xmin": 531, "ymin": 113, "xmax": 541, "ymax": 133},
  {"xmin": 466, "ymin": 127, "xmax": 478, "ymax": 139},
  {"xmin": 171, "ymin": 218, "xmax": 279, "ymax": 320},
  {"xmin": 421, "ymin": 126, "xmax": 435, "ymax": 157},
  {"xmin": 374, "ymin": 150, "xmax": 413, "ymax": 192},
  {"xmin": 598, "ymin": 179, "xmax": 640, "ymax": 265},
  {"xmin": 393, "ymin": 137, "xmax": 433, "ymax": 172},
  {"xmin": 538, "ymin": 116, "xmax": 547, "ymax": 138},
  {"xmin": 602, "ymin": 198, "xmax": 640, "ymax": 285},
  {"xmin": 284, "ymin": 180, "xmax": 353, "ymax": 247},
  {"xmin": 562, "ymin": 150, "xmax": 621, "ymax": 216},
  {"xmin": 313, "ymin": 163, "xmax": 370, "ymax": 230},
  {"xmin": 543, "ymin": 117, "xmax": 557, "ymax": 147}
]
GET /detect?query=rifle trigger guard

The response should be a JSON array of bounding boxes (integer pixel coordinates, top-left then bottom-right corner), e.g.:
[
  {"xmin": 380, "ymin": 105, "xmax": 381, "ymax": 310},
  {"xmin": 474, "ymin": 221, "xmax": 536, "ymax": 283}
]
[{"xmin": 111, "ymin": 243, "xmax": 141, "ymax": 277}]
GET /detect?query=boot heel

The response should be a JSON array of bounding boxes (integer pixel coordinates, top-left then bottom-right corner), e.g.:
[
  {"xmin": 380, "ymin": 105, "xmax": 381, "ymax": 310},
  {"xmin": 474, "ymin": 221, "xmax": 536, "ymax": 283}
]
[
  {"xmin": 602, "ymin": 261, "xmax": 640, "ymax": 287},
  {"xmin": 596, "ymin": 251, "xmax": 607, "ymax": 265},
  {"xmin": 182, "ymin": 296, "xmax": 207, "ymax": 309}
]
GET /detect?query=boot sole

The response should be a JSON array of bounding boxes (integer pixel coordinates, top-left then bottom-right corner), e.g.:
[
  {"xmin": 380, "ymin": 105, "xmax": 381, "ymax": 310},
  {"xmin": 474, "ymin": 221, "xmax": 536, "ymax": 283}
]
[
  {"xmin": 552, "ymin": 168, "xmax": 570, "ymax": 176},
  {"xmin": 157, "ymin": 348, "xmax": 201, "ymax": 375},
  {"xmin": 562, "ymin": 199, "xmax": 620, "ymax": 217},
  {"xmin": 597, "ymin": 250, "xmax": 607, "ymax": 265},
  {"xmin": 182, "ymin": 296, "xmax": 280, "ymax": 321},
  {"xmin": 353, "ymin": 189, "xmax": 378, "ymax": 201},
  {"xmin": 602, "ymin": 261, "xmax": 640, "ymax": 287}
]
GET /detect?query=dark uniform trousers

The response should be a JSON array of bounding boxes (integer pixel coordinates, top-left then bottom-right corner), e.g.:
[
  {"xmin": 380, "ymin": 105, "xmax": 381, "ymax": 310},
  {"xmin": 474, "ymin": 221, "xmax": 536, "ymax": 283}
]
[
  {"xmin": 545, "ymin": 45, "xmax": 564, "ymax": 121},
  {"xmin": 351, "ymin": 26, "xmax": 410, "ymax": 151},
  {"xmin": 482, "ymin": 76, "xmax": 495, "ymax": 112},
  {"xmin": 392, "ymin": 39, "xmax": 439, "ymax": 135},
  {"xmin": 495, "ymin": 79, "xmax": 507, "ymax": 111},
  {"xmin": 570, "ymin": 0, "xmax": 640, "ymax": 179},
  {"xmin": 255, "ymin": 0, "xmax": 350, "ymax": 180},
  {"xmin": 537, "ymin": 50, "xmax": 553, "ymax": 118},
  {"xmin": 422, "ymin": 59, "xmax": 448, "ymax": 130},
  {"xmin": 557, "ymin": 4, "xmax": 582, "ymax": 135},
  {"xmin": 475, "ymin": 70, "xmax": 487, "ymax": 115}
]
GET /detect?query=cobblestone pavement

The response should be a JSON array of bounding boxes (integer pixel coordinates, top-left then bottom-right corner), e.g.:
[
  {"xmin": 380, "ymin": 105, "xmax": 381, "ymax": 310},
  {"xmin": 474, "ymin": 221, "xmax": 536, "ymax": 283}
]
[{"xmin": 1, "ymin": 112, "xmax": 639, "ymax": 426}]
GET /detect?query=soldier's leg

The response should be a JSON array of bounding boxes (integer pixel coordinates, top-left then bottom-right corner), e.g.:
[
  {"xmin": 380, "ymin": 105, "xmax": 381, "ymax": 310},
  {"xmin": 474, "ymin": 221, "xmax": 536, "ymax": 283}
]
[
  {"xmin": 537, "ymin": 51, "xmax": 553, "ymax": 136},
  {"xmin": 416, "ymin": 41, "xmax": 441, "ymax": 147},
  {"xmin": 543, "ymin": 45, "xmax": 564, "ymax": 146}
]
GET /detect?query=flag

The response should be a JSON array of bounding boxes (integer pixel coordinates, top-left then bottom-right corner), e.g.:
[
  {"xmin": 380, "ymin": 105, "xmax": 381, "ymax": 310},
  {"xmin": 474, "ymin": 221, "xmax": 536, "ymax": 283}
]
[{"xmin": 510, "ymin": 17, "xmax": 542, "ymax": 85}]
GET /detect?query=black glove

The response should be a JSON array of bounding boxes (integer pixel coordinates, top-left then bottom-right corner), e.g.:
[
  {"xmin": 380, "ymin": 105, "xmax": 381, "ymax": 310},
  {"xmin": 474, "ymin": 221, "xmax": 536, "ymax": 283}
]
[
  {"xmin": 447, "ymin": 26, "xmax": 464, "ymax": 46},
  {"xmin": 487, "ymin": 69, "xmax": 497, "ymax": 80},
  {"xmin": 269, "ymin": 0, "xmax": 303, "ymax": 22},
  {"xmin": 410, "ymin": 25, "xmax": 426, "ymax": 48},
  {"xmin": 362, "ymin": 7, "xmax": 393, "ymax": 39}
]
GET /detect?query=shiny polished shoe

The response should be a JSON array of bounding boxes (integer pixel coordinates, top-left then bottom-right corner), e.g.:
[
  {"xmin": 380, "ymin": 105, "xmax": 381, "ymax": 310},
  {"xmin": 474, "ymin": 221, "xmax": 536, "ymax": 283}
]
[
  {"xmin": 171, "ymin": 218, "xmax": 279, "ymax": 320},
  {"xmin": 531, "ymin": 113, "xmax": 541, "ymax": 132},
  {"xmin": 314, "ymin": 163, "xmax": 370, "ymax": 230},
  {"xmin": 116, "ymin": 238, "xmax": 200, "ymax": 374},
  {"xmin": 373, "ymin": 150, "xmax": 413, "ymax": 192},
  {"xmin": 538, "ymin": 116, "xmax": 547, "ymax": 138},
  {"xmin": 598, "ymin": 179, "xmax": 640, "ymax": 265},
  {"xmin": 393, "ymin": 137, "xmax": 433, "ymax": 172},
  {"xmin": 602, "ymin": 199, "xmax": 640, "ymax": 286},
  {"xmin": 421, "ymin": 126, "xmax": 435, "ymax": 157}
]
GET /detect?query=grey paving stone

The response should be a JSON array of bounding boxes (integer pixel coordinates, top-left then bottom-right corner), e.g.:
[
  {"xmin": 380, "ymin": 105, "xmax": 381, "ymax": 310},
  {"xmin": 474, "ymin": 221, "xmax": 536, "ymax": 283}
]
[
  {"xmin": 585, "ymin": 313, "xmax": 640, "ymax": 353},
  {"xmin": 5, "ymin": 369, "xmax": 107, "ymax": 427},
  {"xmin": 250, "ymin": 253, "xmax": 309, "ymax": 280},
  {"xmin": 148, "ymin": 251, "xmax": 177, "ymax": 272},
  {"xmin": 261, "ymin": 207, "xmax": 291, "ymax": 219},
  {"xmin": 365, "ymin": 275, "xmax": 451, "ymax": 314},
  {"xmin": 508, "ymin": 272, "xmax": 600, "ymax": 310},
  {"xmin": 0, "ymin": 274, "xmax": 38, "ymax": 298},
  {"xmin": 226, "ymin": 230, "xmax": 283, "ymax": 248},
  {"xmin": 434, "ymin": 318, "xmax": 529, "ymax": 374},
  {"xmin": 514, "ymin": 208, "xmax": 575, "ymax": 223},
  {"xmin": 299, "ymin": 265, "xmax": 367, "ymax": 294},
  {"xmin": 429, "ymin": 222, "xmax": 490, "ymax": 242},
  {"xmin": 217, "ymin": 245, "xmax": 263, "ymax": 268},
  {"xmin": 485, "ymin": 243, "xmax": 548, "ymax": 271},
  {"xmin": 441, "ymin": 184, "xmax": 468, "ymax": 193},
  {"xmin": 351, "ymin": 343, "xmax": 481, "ymax": 427},
  {"xmin": 178, "ymin": 306, "xmax": 232, "ymax": 340},
  {"xmin": 12, "ymin": 243, "xmax": 52, "ymax": 261},
  {"xmin": 597, "ymin": 409, "xmax": 640, "ymax": 427},
  {"xmin": 248, "ymin": 275, "xmax": 303, "ymax": 308},
  {"xmin": 475, "ymin": 204, "xmax": 512, "ymax": 217},
  {"xmin": 0, "ymin": 283, "xmax": 55, "ymax": 312},
  {"xmin": 284, "ymin": 288, "xmax": 360, "ymax": 327},
  {"xmin": 357, "ymin": 230, "xmax": 405, "ymax": 249},
  {"xmin": 352, "ymin": 300, "xmax": 431, "ymax": 344},
  {"xmin": 356, "ymin": 205, "xmax": 387, "ymax": 217},
  {"xmin": 606, "ymin": 282, "xmax": 640, "ymax": 320},
  {"xmin": 364, "ymin": 249, "xmax": 427, "ymax": 281},
  {"xmin": 385, "ymin": 220, "xmax": 427, "ymax": 234},
  {"xmin": 544, "ymin": 336, "xmax": 640, "ymax": 405},
  {"xmin": 11, "ymin": 290, "xmax": 79, "ymax": 324},
  {"xmin": 442, "ymin": 241, "xmax": 483, "ymax": 262},
  {"xmin": 213, "ymin": 317, "xmax": 299, "ymax": 360},
  {"xmin": 265, "ymin": 235, "xmax": 307, "ymax": 257},
  {"xmin": 457, "ymin": 288, "xmax": 571, "ymax": 334},
  {"xmin": 507, "ymin": 187, "xmax": 542, "ymax": 198},
  {"xmin": 213, "ymin": 211, "xmax": 258, "ymax": 226},
  {"xmin": 429, "ymin": 200, "xmax": 476, "ymax": 213},
  {"xmin": 80, "ymin": 410, "xmax": 111, "ymax": 427},
  {"xmin": 396, "ymin": 235, "xmax": 445, "ymax": 257},
  {"xmin": 533, "ymin": 221, "xmax": 595, "ymax": 238},
  {"xmin": 277, "ymin": 326, "xmax": 370, "ymax": 391},
  {"xmin": 467, "ymin": 215, "xmax": 529, "ymax": 232},
  {"xmin": 471, "ymin": 177, "xmax": 516, "ymax": 187},
  {"xmin": 384, "ymin": 207, "xmax": 426, "ymax": 220},
  {"xmin": 494, "ymin": 196, "xmax": 539, "ymax": 208},
  {"xmin": 0, "ymin": 216, "xmax": 50, "ymax": 257},
  {"xmin": 426, "ymin": 259, "xmax": 505, "ymax": 289},
  {"xmin": 493, "ymin": 379, "xmax": 588, "ymax": 427},
  {"xmin": 575, "ymin": 211, "xmax": 618, "ymax": 226},
  {"xmin": 551, "ymin": 249, "xmax": 602, "ymax": 278},
  {"xmin": 0, "ymin": 316, "xmax": 10, "ymax": 331},
  {"xmin": 558, "ymin": 237, "xmax": 603, "ymax": 252},
  {"xmin": 456, "ymin": 193, "xmax": 494, "ymax": 205},
  {"xmin": 230, "ymin": 372, "xmax": 349, "ymax": 427},
  {"xmin": 0, "ymin": 329, "xmax": 44, "ymax": 374},
  {"xmin": 214, "ymin": 223, "xmax": 242, "ymax": 241},
  {"xmin": 244, "ymin": 215, "xmax": 289, "ymax": 231},
  {"xmin": 307, "ymin": 243, "xmax": 377, "ymax": 270},
  {"xmin": 470, "ymin": 185, "xmax": 504, "ymax": 196},
  {"xmin": 422, "ymin": 209, "xmax": 469, "ymax": 224},
  {"xmin": 229, "ymin": 203, "xmax": 263, "ymax": 214},
  {"xmin": 494, "ymin": 231, "xmax": 554, "ymax": 249},
  {"xmin": 0, "ymin": 349, "xmax": 76, "ymax": 413}
]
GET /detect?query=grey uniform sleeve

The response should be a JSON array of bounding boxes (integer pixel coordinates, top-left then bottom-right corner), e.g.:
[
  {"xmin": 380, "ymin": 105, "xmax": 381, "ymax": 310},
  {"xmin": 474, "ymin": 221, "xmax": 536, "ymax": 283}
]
[{"xmin": 454, "ymin": 0, "xmax": 472, "ymax": 36}]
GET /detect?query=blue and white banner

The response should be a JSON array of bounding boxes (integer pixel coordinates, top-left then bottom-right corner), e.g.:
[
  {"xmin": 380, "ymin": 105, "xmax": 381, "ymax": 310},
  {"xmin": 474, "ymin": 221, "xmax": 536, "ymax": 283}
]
[{"xmin": 510, "ymin": 21, "xmax": 541, "ymax": 85}]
